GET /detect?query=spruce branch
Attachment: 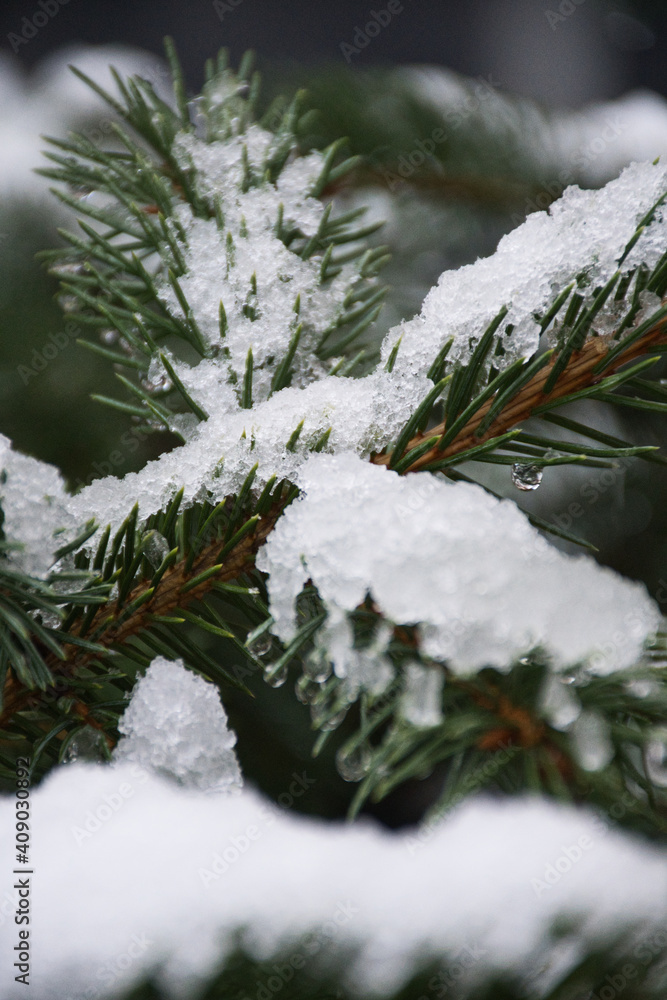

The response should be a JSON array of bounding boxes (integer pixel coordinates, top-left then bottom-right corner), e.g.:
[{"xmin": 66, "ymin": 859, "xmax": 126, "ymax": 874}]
[
  {"xmin": 0, "ymin": 500, "xmax": 284, "ymax": 738},
  {"xmin": 372, "ymin": 305, "xmax": 667, "ymax": 476},
  {"xmin": 4, "ymin": 44, "xmax": 667, "ymax": 833}
]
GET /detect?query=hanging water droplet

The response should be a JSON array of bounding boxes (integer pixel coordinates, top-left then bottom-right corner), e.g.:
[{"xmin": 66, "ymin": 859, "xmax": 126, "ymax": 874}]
[
  {"xmin": 141, "ymin": 376, "xmax": 173, "ymax": 394},
  {"xmin": 538, "ymin": 674, "xmax": 581, "ymax": 731},
  {"xmin": 52, "ymin": 262, "xmax": 84, "ymax": 277},
  {"xmin": 645, "ymin": 729, "xmax": 667, "ymax": 787},
  {"xmin": 304, "ymin": 648, "xmax": 332, "ymax": 683},
  {"xmin": 58, "ymin": 294, "xmax": 79, "ymax": 314},
  {"xmin": 319, "ymin": 707, "xmax": 348, "ymax": 732},
  {"xmin": 625, "ymin": 678, "xmax": 658, "ymax": 699},
  {"xmin": 295, "ymin": 676, "xmax": 321, "ymax": 705},
  {"xmin": 400, "ymin": 662, "xmax": 444, "ymax": 729},
  {"xmin": 69, "ymin": 184, "xmax": 94, "ymax": 200},
  {"xmin": 571, "ymin": 711, "xmax": 613, "ymax": 772},
  {"xmin": 511, "ymin": 463, "xmax": 543, "ymax": 491},
  {"xmin": 144, "ymin": 531, "xmax": 170, "ymax": 568},
  {"xmin": 264, "ymin": 662, "xmax": 288, "ymax": 688},
  {"xmin": 336, "ymin": 743, "xmax": 372, "ymax": 782},
  {"xmin": 100, "ymin": 329, "xmax": 119, "ymax": 346},
  {"xmin": 248, "ymin": 635, "xmax": 272, "ymax": 659}
]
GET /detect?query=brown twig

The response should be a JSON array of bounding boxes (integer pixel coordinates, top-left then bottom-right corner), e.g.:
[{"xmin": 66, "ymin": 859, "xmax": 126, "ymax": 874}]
[
  {"xmin": 0, "ymin": 505, "xmax": 282, "ymax": 730},
  {"xmin": 3, "ymin": 314, "xmax": 667, "ymax": 737},
  {"xmin": 371, "ymin": 316, "xmax": 667, "ymax": 474}
]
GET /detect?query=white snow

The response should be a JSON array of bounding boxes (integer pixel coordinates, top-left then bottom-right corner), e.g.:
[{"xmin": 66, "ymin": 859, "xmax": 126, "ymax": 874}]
[
  {"xmin": 258, "ymin": 453, "xmax": 660, "ymax": 679},
  {"xmin": 113, "ymin": 657, "xmax": 242, "ymax": 795},
  {"xmin": 155, "ymin": 199, "xmax": 354, "ymax": 403},
  {"xmin": 174, "ymin": 131, "xmax": 325, "ymax": 239},
  {"xmin": 570, "ymin": 710, "xmax": 615, "ymax": 773},
  {"xmin": 65, "ymin": 369, "xmax": 431, "ymax": 535},
  {"xmin": 60, "ymin": 159, "xmax": 667, "ymax": 552},
  {"xmin": 0, "ymin": 762, "xmax": 665, "ymax": 999},
  {"xmin": 381, "ymin": 160, "xmax": 667, "ymax": 380},
  {"xmin": 155, "ymin": 126, "xmax": 372, "ymax": 410},
  {"xmin": 0, "ymin": 433, "xmax": 77, "ymax": 578}
]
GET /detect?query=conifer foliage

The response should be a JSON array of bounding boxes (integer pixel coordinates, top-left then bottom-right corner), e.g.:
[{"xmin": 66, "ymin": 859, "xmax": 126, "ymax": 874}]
[{"xmin": 1, "ymin": 41, "xmax": 667, "ymax": 1000}]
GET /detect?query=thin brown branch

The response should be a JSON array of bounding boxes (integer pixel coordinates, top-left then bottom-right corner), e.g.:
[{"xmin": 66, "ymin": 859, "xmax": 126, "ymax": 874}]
[
  {"xmin": 3, "ymin": 312, "xmax": 666, "ymax": 737},
  {"xmin": 371, "ymin": 316, "xmax": 667, "ymax": 473},
  {"xmin": 0, "ymin": 505, "xmax": 282, "ymax": 730}
]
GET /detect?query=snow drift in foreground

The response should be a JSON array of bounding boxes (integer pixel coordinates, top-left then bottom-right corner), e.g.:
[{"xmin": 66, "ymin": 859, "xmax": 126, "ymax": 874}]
[{"xmin": 1, "ymin": 762, "xmax": 665, "ymax": 999}]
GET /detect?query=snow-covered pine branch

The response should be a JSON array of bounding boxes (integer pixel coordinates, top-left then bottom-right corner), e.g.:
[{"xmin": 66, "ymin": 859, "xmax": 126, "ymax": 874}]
[
  {"xmin": 3, "ymin": 43, "xmax": 667, "ymax": 1000},
  {"xmin": 1, "ymin": 44, "xmax": 666, "ymax": 835}
]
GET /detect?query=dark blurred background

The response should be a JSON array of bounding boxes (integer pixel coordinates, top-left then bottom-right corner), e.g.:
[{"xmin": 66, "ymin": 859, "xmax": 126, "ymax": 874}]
[
  {"xmin": 1, "ymin": 0, "xmax": 667, "ymax": 103},
  {"xmin": 1, "ymin": 0, "xmax": 667, "ymax": 823}
]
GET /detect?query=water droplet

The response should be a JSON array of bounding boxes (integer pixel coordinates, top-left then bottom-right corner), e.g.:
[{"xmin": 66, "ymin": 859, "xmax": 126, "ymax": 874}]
[
  {"xmin": 336, "ymin": 743, "xmax": 371, "ymax": 782},
  {"xmin": 144, "ymin": 531, "xmax": 170, "ymax": 568},
  {"xmin": 248, "ymin": 635, "xmax": 272, "ymax": 659},
  {"xmin": 63, "ymin": 727, "xmax": 108, "ymax": 764},
  {"xmin": 295, "ymin": 677, "xmax": 320, "ymax": 705},
  {"xmin": 304, "ymin": 648, "xmax": 332, "ymax": 683},
  {"xmin": 69, "ymin": 185, "xmax": 94, "ymax": 200},
  {"xmin": 538, "ymin": 674, "xmax": 581, "ymax": 731},
  {"xmin": 264, "ymin": 662, "xmax": 288, "ymax": 688},
  {"xmin": 625, "ymin": 678, "xmax": 658, "ymax": 699},
  {"xmin": 100, "ymin": 329, "xmax": 119, "ymax": 346},
  {"xmin": 511, "ymin": 463, "xmax": 543, "ymax": 491},
  {"xmin": 645, "ymin": 729, "xmax": 667, "ymax": 787},
  {"xmin": 58, "ymin": 294, "xmax": 78, "ymax": 314},
  {"xmin": 52, "ymin": 262, "xmax": 84, "ymax": 277},
  {"xmin": 141, "ymin": 376, "xmax": 173, "ymax": 394},
  {"xmin": 400, "ymin": 662, "xmax": 444, "ymax": 728},
  {"xmin": 319, "ymin": 707, "xmax": 348, "ymax": 732},
  {"xmin": 571, "ymin": 711, "xmax": 613, "ymax": 771}
]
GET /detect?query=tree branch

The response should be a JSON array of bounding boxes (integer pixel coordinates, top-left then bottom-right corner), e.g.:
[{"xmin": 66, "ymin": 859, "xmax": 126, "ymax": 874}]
[{"xmin": 371, "ymin": 315, "xmax": 667, "ymax": 473}]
